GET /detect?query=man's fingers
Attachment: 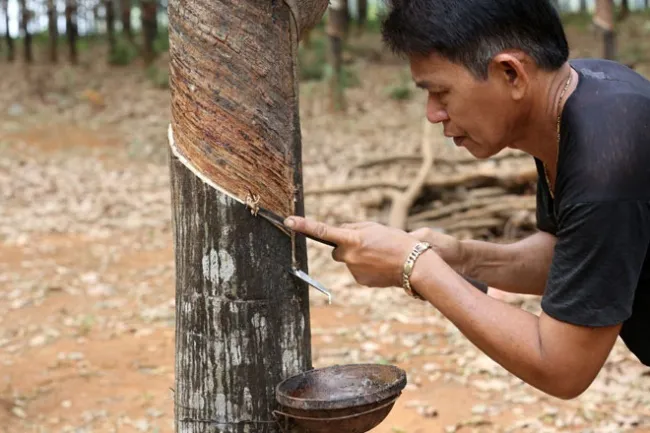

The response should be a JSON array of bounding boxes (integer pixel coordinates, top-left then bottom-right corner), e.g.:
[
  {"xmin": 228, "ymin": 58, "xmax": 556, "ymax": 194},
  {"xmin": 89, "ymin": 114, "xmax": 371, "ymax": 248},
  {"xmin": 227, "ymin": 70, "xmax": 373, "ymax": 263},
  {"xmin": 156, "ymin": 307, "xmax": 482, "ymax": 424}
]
[
  {"xmin": 284, "ymin": 216, "xmax": 354, "ymax": 245},
  {"xmin": 331, "ymin": 246, "xmax": 344, "ymax": 262},
  {"xmin": 341, "ymin": 221, "xmax": 376, "ymax": 230}
]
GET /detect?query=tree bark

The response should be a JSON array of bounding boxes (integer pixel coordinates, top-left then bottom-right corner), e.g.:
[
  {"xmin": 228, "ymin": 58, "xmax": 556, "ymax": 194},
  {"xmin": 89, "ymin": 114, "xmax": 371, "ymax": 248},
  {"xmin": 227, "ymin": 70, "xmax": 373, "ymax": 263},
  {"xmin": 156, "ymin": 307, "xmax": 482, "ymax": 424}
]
[
  {"xmin": 141, "ymin": 0, "xmax": 156, "ymax": 65},
  {"xmin": 327, "ymin": 0, "xmax": 347, "ymax": 112},
  {"xmin": 579, "ymin": 0, "xmax": 587, "ymax": 13},
  {"xmin": 2, "ymin": 0, "xmax": 13, "ymax": 61},
  {"xmin": 342, "ymin": 0, "xmax": 349, "ymax": 39},
  {"xmin": 152, "ymin": 1, "xmax": 158, "ymax": 38},
  {"xmin": 120, "ymin": 0, "xmax": 131, "ymax": 39},
  {"xmin": 594, "ymin": 0, "xmax": 616, "ymax": 60},
  {"xmin": 357, "ymin": 0, "xmax": 367, "ymax": 34},
  {"xmin": 19, "ymin": 0, "xmax": 32, "ymax": 63},
  {"xmin": 65, "ymin": 0, "xmax": 78, "ymax": 64},
  {"xmin": 105, "ymin": 0, "xmax": 115, "ymax": 56},
  {"xmin": 618, "ymin": 0, "xmax": 629, "ymax": 21},
  {"xmin": 167, "ymin": 0, "xmax": 328, "ymax": 432},
  {"xmin": 47, "ymin": 0, "xmax": 58, "ymax": 62}
]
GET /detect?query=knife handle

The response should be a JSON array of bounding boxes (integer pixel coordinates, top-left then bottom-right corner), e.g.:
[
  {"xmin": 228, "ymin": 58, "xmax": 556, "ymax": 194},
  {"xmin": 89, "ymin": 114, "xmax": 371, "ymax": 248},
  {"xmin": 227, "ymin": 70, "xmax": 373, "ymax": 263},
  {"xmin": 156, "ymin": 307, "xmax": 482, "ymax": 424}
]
[{"xmin": 303, "ymin": 233, "xmax": 338, "ymax": 248}]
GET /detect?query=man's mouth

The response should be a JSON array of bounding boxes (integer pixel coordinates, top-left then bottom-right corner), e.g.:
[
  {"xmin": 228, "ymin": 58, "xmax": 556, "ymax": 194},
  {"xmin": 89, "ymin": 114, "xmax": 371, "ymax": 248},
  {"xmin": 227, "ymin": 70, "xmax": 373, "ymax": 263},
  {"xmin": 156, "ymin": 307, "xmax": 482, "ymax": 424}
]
[{"xmin": 453, "ymin": 137, "xmax": 465, "ymax": 147}]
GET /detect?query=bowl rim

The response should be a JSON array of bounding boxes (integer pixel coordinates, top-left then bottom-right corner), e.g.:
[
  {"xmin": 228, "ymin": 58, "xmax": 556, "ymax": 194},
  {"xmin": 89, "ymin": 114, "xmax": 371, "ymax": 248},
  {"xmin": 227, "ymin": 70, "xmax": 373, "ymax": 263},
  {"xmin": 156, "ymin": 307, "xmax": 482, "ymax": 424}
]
[{"xmin": 275, "ymin": 363, "xmax": 407, "ymax": 411}]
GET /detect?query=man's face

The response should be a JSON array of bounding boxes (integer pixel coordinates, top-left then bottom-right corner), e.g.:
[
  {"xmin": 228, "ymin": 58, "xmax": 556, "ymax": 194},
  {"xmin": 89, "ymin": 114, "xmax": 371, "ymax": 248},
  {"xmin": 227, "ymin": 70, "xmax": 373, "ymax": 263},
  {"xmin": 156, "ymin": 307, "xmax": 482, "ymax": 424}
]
[{"xmin": 409, "ymin": 53, "xmax": 521, "ymax": 159}]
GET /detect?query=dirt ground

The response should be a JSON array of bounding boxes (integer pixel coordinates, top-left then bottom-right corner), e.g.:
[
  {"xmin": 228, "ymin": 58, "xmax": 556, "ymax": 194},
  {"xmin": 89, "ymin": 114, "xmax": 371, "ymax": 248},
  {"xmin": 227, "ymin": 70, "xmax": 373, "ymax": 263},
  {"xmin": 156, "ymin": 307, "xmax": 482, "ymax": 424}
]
[{"xmin": 2, "ymin": 16, "xmax": 650, "ymax": 433}]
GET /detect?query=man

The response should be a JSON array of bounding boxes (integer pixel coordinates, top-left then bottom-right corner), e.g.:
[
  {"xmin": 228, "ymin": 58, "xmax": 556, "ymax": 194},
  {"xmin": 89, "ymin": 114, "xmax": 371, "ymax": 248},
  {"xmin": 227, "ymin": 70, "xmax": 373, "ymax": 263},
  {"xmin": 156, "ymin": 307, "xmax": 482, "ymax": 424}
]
[{"xmin": 285, "ymin": 0, "xmax": 650, "ymax": 399}]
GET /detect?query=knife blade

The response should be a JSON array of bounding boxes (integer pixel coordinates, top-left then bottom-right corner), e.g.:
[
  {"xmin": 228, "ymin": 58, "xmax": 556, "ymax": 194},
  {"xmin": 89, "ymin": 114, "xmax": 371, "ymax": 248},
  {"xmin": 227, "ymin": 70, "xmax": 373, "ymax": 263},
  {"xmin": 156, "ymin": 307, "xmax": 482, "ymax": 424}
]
[{"xmin": 253, "ymin": 206, "xmax": 489, "ymax": 294}]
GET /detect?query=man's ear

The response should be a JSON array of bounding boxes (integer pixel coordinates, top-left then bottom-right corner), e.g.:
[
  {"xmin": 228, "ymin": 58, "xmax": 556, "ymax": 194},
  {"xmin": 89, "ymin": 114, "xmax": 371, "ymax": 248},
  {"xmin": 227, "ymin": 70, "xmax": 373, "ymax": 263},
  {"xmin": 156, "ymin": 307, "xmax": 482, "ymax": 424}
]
[{"xmin": 489, "ymin": 52, "xmax": 529, "ymax": 100}]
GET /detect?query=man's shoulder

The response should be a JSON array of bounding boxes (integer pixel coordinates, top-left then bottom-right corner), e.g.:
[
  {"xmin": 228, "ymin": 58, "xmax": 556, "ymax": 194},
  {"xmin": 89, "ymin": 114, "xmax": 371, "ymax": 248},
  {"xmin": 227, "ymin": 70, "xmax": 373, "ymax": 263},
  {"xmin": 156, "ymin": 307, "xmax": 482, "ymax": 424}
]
[
  {"xmin": 569, "ymin": 58, "xmax": 650, "ymax": 84},
  {"xmin": 568, "ymin": 58, "xmax": 650, "ymax": 106},
  {"xmin": 557, "ymin": 60, "xmax": 650, "ymax": 206},
  {"xmin": 564, "ymin": 58, "xmax": 650, "ymax": 136}
]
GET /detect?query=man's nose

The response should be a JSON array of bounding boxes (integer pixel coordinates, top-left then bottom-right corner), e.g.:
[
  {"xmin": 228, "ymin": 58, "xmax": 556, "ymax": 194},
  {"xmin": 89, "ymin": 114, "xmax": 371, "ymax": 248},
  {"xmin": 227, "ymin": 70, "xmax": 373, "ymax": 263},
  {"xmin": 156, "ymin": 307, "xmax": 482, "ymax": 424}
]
[{"xmin": 427, "ymin": 97, "xmax": 449, "ymax": 124}]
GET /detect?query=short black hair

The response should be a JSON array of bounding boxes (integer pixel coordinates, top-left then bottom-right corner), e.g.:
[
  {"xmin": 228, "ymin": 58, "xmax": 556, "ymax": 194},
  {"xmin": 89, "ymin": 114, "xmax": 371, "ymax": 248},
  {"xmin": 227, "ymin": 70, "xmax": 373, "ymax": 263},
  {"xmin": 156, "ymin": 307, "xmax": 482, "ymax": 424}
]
[{"xmin": 381, "ymin": 0, "xmax": 570, "ymax": 79}]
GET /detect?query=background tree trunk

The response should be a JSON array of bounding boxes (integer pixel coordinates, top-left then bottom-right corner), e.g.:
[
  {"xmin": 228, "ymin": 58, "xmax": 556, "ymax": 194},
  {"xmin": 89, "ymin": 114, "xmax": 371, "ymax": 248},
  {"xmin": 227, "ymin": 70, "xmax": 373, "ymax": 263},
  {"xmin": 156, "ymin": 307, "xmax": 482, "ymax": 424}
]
[
  {"xmin": 120, "ymin": 0, "xmax": 131, "ymax": 39},
  {"xmin": 594, "ymin": 0, "xmax": 616, "ymax": 60},
  {"xmin": 152, "ymin": 0, "xmax": 158, "ymax": 37},
  {"xmin": 65, "ymin": 0, "xmax": 78, "ymax": 64},
  {"xmin": 105, "ymin": 0, "xmax": 115, "ymax": 57},
  {"xmin": 2, "ymin": 0, "xmax": 14, "ymax": 61},
  {"xmin": 141, "ymin": 0, "xmax": 156, "ymax": 65},
  {"xmin": 618, "ymin": 0, "xmax": 629, "ymax": 21},
  {"xmin": 342, "ymin": 0, "xmax": 349, "ymax": 40},
  {"xmin": 357, "ymin": 0, "xmax": 367, "ymax": 34},
  {"xmin": 579, "ymin": 0, "xmax": 587, "ymax": 13},
  {"xmin": 327, "ymin": 0, "xmax": 347, "ymax": 112},
  {"xmin": 47, "ymin": 0, "xmax": 58, "ymax": 62},
  {"xmin": 167, "ymin": 0, "xmax": 327, "ymax": 431},
  {"xmin": 19, "ymin": 0, "xmax": 32, "ymax": 63}
]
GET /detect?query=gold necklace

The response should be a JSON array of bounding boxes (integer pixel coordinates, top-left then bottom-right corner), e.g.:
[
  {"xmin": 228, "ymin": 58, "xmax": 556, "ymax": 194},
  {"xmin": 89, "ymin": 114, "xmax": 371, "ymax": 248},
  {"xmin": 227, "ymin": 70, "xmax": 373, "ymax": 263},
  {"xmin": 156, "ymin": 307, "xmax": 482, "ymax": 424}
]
[{"xmin": 545, "ymin": 71, "xmax": 572, "ymax": 199}]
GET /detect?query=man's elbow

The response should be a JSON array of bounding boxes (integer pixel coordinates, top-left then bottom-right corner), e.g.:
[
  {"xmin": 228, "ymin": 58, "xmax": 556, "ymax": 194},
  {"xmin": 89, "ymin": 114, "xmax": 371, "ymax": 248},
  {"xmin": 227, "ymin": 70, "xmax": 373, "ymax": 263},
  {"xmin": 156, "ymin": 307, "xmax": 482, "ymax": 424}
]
[
  {"xmin": 548, "ymin": 382, "xmax": 590, "ymax": 400},
  {"xmin": 540, "ymin": 371, "xmax": 594, "ymax": 400}
]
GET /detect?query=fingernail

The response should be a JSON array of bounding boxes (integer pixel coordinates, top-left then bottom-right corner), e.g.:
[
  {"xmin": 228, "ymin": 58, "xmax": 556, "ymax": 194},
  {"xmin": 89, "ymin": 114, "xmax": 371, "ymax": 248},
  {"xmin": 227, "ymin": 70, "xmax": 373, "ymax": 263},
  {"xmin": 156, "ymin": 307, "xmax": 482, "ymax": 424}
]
[{"xmin": 284, "ymin": 217, "xmax": 295, "ymax": 228}]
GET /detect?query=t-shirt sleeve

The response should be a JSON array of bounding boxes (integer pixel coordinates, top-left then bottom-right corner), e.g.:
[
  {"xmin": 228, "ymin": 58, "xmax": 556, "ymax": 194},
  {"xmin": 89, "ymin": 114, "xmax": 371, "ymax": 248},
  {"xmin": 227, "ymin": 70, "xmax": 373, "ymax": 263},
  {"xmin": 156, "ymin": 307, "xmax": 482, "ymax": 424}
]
[{"xmin": 541, "ymin": 201, "xmax": 650, "ymax": 327}]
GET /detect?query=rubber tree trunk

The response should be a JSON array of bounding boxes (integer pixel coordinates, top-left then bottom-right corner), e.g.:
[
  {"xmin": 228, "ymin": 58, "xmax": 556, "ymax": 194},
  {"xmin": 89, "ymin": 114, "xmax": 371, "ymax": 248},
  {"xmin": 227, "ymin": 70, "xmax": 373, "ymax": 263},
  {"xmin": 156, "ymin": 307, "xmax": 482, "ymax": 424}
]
[
  {"xmin": 2, "ymin": 0, "xmax": 13, "ymax": 61},
  {"xmin": 342, "ymin": 0, "xmax": 349, "ymax": 39},
  {"xmin": 152, "ymin": 1, "xmax": 157, "ymax": 37},
  {"xmin": 19, "ymin": 0, "xmax": 32, "ymax": 63},
  {"xmin": 618, "ymin": 0, "xmax": 629, "ymax": 21},
  {"xmin": 357, "ymin": 0, "xmax": 367, "ymax": 34},
  {"xmin": 105, "ymin": 0, "xmax": 115, "ymax": 57},
  {"xmin": 327, "ymin": 0, "xmax": 347, "ymax": 112},
  {"xmin": 120, "ymin": 0, "xmax": 131, "ymax": 39},
  {"xmin": 93, "ymin": 3, "xmax": 100, "ymax": 33},
  {"xmin": 141, "ymin": 0, "xmax": 156, "ymax": 65},
  {"xmin": 167, "ymin": 0, "xmax": 328, "ymax": 432},
  {"xmin": 65, "ymin": 0, "xmax": 77, "ymax": 63},
  {"xmin": 594, "ymin": 0, "xmax": 616, "ymax": 60},
  {"xmin": 47, "ymin": 0, "xmax": 58, "ymax": 62}
]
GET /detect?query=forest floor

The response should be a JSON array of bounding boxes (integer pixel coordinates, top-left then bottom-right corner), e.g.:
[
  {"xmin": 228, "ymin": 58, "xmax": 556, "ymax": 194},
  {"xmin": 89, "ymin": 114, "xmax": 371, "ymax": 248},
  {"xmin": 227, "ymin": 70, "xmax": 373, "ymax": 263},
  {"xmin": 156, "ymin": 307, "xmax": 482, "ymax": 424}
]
[{"xmin": 1, "ymin": 14, "xmax": 650, "ymax": 433}]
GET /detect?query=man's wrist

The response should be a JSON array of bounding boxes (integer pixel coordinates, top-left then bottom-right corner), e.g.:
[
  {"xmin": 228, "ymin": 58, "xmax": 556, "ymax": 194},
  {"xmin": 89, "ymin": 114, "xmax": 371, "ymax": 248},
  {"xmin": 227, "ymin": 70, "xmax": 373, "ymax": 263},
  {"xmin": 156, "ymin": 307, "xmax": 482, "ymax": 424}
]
[
  {"xmin": 402, "ymin": 241, "xmax": 430, "ymax": 300},
  {"xmin": 407, "ymin": 247, "xmax": 445, "ymax": 299}
]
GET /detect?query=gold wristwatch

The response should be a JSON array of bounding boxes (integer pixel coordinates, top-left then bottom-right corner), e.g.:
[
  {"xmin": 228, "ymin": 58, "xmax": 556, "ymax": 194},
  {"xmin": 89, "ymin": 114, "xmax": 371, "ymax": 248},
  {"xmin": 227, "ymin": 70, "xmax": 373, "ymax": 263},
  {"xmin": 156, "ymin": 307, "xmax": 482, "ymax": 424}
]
[{"xmin": 402, "ymin": 241, "xmax": 431, "ymax": 300}]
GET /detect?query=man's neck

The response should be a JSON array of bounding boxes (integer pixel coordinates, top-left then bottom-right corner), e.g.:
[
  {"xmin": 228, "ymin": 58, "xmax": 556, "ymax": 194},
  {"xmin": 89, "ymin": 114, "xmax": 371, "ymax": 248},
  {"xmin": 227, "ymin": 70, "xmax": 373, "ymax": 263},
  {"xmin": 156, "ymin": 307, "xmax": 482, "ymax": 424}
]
[{"xmin": 515, "ymin": 63, "xmax": 577, "ymax": 176}]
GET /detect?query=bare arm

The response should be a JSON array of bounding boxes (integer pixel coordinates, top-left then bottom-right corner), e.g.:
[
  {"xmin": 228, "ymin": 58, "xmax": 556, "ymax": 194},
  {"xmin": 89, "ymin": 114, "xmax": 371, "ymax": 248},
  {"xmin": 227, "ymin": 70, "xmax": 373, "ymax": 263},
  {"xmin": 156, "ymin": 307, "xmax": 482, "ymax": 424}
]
[
  {"xmin": 410, "ymin": 228, "xmax": 556, "ymax": 296},
  {"xmin": 285, "ymin": 217, "xmax": 622, "ymax": 399},
  {"xmin": 411, "ymin": 251, "xmax": 620, "ymax": 399},
  {"xmin": 461, "ymin": 231, "xmax": 556, "ymax": 295}
]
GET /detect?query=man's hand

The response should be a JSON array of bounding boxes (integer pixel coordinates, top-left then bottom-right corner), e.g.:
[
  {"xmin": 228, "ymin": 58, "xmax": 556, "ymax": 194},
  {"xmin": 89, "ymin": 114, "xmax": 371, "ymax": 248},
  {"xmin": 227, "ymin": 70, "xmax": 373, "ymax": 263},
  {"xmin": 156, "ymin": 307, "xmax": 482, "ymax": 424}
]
[
  {"xmin": 285, "ymin": 216, "xmax": 620, "ymax": 399},
  {"xmin": 284, "ymin": 216, "xmax": 420, "ymax": 288},
  {"xmin": 409, "ymin": 227, "xmax": 467, "ymax": 273}
]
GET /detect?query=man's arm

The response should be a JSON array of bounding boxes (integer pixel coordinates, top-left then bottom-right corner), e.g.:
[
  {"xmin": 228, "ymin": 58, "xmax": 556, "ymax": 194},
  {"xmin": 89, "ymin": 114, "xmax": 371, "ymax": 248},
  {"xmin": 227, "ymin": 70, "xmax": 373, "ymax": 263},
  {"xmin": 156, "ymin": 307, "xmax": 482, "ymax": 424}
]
[
  {"xmin": 285, "ymin": 199, "xmax": 646, "ymax": 398},
  {"xmin": 411, "ymin": 252, "xmax": 620, "ymax": 399},
  {"xmin": 461, "ymin": 231, "xmax": 556, "ymax": 295},
  {"xmin": 411, "ymin": 229, "xmax": 556, "ymax": 295}
]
